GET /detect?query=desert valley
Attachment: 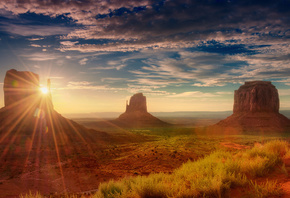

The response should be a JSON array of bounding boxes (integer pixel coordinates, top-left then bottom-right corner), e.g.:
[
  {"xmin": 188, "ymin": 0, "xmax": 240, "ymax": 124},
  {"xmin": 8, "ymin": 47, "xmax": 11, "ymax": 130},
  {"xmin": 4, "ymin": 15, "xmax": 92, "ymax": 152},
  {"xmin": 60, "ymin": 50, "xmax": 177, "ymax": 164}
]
[
  {"xmin": 0, "ymin": 69, "xmax": 290, "ymax": 197},
  {"xmin": 0, "ymin": 1, "xmax": 289, "ymax": 197}
]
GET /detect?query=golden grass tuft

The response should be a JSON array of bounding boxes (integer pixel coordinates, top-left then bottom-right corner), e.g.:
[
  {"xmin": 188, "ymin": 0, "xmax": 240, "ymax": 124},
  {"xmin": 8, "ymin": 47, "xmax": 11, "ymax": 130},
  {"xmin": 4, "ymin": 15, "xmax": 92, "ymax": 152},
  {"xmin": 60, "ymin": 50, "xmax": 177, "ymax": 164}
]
[
  {"xmin": 249, "ymin": 179, "xmax": 282, "ymax": 198},
  {"xmin": 94, "ymin": 140, "xmax": 288, "ymax": 198}
]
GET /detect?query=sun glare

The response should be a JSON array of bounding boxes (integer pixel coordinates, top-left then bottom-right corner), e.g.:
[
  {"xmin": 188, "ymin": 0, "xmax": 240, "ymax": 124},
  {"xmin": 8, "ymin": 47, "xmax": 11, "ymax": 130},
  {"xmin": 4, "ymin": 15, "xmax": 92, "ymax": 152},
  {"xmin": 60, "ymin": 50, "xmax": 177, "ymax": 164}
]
[{"xmin": 40, "ymin": 87, "xmax": 48, "ymax": 94}]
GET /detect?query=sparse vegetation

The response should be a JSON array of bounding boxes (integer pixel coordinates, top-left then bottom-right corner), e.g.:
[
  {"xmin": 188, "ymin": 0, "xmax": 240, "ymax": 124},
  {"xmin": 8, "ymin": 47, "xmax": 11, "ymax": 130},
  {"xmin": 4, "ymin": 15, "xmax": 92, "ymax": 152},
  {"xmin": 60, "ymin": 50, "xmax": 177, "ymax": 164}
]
[
  {"xmin": 94, "ymin": 140, "xmax": 288, "ymax": 198},
  {"xmin": 249, "ymin": 180, "xmax": 282, "ymax": 198},
  {"xmin": 20, "ymin": 139, "xmax": 290, "ymax": 198},
  {"xmin": 19, "ymin": 191, "xmax": 43, "ymax": 198}
]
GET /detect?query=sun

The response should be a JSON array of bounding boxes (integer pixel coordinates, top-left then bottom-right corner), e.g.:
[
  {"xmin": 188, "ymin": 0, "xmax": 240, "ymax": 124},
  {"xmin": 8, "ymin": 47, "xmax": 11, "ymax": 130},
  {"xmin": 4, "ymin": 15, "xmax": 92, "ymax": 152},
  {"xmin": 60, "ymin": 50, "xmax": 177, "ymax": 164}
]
[{"xmin": 40, "ymin": 87, "xmax": 48, "ymax": 94}]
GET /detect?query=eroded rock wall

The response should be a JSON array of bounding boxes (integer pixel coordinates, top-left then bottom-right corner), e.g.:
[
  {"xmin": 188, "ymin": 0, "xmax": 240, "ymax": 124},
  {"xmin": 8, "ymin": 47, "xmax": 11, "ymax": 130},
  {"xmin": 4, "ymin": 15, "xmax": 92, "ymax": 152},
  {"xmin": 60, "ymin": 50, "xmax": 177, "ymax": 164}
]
[
  {"xmin": 233, "ymin": 81, "xmax": 279, "ymax": 113},
  {"xmin": 117, "ymin": 93, "xmax": 168, "ymax": 127},
  {"xmin": 4, "ymin": 69, "xmax": 40, "ymax": 108},
  {"xmin": 214, "ymin": 81, "xmax": 290, "ymax": 131},
  {"xmin": 126, "ymin": 93, "xmax": 147, "ymax": 113}
]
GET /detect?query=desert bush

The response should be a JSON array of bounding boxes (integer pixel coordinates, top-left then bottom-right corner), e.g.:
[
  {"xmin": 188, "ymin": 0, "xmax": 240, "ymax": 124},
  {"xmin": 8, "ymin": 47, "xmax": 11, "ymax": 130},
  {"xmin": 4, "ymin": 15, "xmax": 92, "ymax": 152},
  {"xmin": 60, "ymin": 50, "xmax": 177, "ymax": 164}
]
[
  {"xmin": 94, "ymin": 151, "xmax": 248, "ymax": 198},
  {"xmin": 95, "ymin": 140, "xmax": 287, "ymax": 198},
  {"xmin": 237, "ymin": 140, "xmax": 289, "ymax": 177},
  {"xmin": 249, "ymin": 179, "xmax": 282, "ymax": 198},
  {"xmin": 22, "ymin": 140, "xmax": 288, "ymax": 198}
]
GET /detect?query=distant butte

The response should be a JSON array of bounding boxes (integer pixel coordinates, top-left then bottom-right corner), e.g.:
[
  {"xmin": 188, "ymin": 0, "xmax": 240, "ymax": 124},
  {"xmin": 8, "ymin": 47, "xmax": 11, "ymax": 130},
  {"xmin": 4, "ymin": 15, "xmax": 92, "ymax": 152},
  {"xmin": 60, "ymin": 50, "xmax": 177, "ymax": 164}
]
[
  {"xmin": 115, "ymin": 93, "xmax": 169, "ymax": 127},
  {"xmin": 214, "ymin": 81, "xmax": 290, "ymax": 131}
]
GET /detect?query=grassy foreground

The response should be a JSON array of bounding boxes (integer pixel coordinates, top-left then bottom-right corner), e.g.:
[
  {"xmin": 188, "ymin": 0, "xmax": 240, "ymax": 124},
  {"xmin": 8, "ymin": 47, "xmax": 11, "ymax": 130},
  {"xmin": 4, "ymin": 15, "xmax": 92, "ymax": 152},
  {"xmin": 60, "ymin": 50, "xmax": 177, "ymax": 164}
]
[{"xmin": 22, "ymin": 140, "xmax": 289, "ymax": 198}]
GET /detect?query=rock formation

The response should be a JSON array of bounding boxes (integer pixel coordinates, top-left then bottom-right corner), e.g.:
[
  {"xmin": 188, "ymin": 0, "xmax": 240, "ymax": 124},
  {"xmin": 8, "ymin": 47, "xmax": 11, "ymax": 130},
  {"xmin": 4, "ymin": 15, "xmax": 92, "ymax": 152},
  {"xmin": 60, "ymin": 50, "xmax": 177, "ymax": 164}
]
[
  {"xmin": 3, "ymin": 69, "xmax": 53, "ymax": 111},
  {"xmin": 115, "ymin": 93, "xmax": 169, "ymax": 127},
  {"xmin": 233, "ymin": 81, "xmax": 279, "ymax": 113},
  {"xmin": 4, "ymin": 69, "xmax": 40, "ymax": 107},
  {"xmin": 0, "ymin": 69, "xmax": 146, "ymax": 196},
  {"xmin": 125, "ymin": 93, "xmax": 147, "ymax": 113},
  {"xmin": 0, "ymin": 69, "xmax": 116, "ymax": 148},
  {"xmin": 215, "ymin": 81, "xmax": 290, "ymax": 131}
]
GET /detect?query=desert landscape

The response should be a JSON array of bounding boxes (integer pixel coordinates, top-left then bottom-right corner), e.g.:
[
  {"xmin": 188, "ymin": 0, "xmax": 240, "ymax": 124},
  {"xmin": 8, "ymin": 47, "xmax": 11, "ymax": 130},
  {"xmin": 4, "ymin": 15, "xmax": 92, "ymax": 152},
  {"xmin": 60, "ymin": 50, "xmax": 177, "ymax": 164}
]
[
  {"xmin": 0, "ymin": 69, "xmax": 290, "ymax": 198},
  {"xmin": 0, "ymin": 1, "xmax": 289, "ymax": 198}
]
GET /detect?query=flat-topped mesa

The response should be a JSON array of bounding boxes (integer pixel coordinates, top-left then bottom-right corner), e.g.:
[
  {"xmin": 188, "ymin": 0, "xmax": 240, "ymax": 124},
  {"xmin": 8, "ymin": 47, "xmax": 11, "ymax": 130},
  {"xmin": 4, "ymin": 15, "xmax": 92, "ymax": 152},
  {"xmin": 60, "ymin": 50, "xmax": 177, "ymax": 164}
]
[
  {"xmin": 233, "ymin": 81, "xmax": 279, "ymax": 113},
  {"xmin": 3, "ymin": 69, "xmax": 53, "ymax": 111},
  {"xmin": 125, "ymin": 93, "xmax": 147, "ymax": 113}
]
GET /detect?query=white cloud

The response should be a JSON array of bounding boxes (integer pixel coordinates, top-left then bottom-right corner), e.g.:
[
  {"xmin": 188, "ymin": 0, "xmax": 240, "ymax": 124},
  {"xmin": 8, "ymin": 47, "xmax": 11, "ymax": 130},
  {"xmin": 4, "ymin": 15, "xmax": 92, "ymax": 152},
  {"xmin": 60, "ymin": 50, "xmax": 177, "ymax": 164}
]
[
  {"xmin": 90, "ymin": 64, "xmax": 126, "ymax": 70},
  {"xmin": 20, "ymin": 52, "xmax": 59, "ymax": 61},
  {"xmin": 192, "ymin": 81, "xmax": 226, "ymax": 87},
  {"xmin": 27, "ymin": 37, "xmax": 44, "ymax": 41},
  {"xmin": 168, "ymin": 91, "xmax": 218, "ymax": 98},
  {"xmin": 60, "ymin": 41, "xmax": 79, "ymax": 46},
  {"xmin": 79, "ymin": 58, "xmax": 88, "ymax": 65},
  {"xmin": 30, "ymin": 44, "xmax": 41, "ymax": 47},
  {"xmin": 126, "ymin": 84, "xmax": 170, "ymax": 95},
  {"xmin": 101, "ymin": 78, "xmax": 128, "ymax": 83},
  {"xmin": 129, "ymin": 70, "xmax": 147, "ymax": 75},
  {"xmin": 59, "ymin": 81, "xmax": 126, "ymax": 92}
]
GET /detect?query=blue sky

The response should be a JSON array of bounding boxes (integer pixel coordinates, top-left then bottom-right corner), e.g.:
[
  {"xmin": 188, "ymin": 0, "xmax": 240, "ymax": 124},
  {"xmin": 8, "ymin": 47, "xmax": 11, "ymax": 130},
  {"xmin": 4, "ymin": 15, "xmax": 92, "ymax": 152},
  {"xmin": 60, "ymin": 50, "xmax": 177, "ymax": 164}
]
[{"xmin": 0, "ymin": 0, "xmax": 289, "ymax": 113}]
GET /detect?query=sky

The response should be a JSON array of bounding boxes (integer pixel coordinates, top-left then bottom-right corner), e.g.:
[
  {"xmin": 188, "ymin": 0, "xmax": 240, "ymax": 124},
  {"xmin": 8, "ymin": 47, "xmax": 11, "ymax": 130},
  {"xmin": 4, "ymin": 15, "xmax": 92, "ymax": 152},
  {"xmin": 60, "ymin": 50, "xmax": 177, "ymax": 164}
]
[{"xmin": 0, "ymin": 0, "xmax": 289, "ymax": 114}]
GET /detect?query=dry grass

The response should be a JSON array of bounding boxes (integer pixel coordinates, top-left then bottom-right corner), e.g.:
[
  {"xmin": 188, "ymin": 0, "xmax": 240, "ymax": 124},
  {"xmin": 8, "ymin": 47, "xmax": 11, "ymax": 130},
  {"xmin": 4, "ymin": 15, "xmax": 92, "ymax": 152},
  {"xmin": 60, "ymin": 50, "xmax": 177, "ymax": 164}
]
[
  {"xmin": 21, "ymin": 140, "xmax": 289, "ymax": 198},
  {"xmin": 94, "ymin": 140, "xmax": 288, "ymax": 198},
  {"xmin": 249, "ymin": 179, "xmax": 282, "ymax": 198},
  {"xmin": 19, "ymin": 191, "xmax": 43, "ymax": 198}
]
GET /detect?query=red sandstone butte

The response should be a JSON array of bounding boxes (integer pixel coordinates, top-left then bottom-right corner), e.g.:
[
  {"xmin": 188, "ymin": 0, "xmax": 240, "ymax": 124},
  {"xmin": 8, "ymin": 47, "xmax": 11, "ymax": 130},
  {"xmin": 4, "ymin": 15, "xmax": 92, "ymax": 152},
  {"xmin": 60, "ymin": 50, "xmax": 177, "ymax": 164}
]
[
  {"xmin": 215, "ymin": 81, "xmax": 290, "ymax": 131},
  {"xmin": 0, "ymin": 69, "xmax": 108, "ymax": 141},
  {"xmin": 3, "ymin": 69, "xmax": 53, "ymax": 111},
  {"xmin": 116, "ymin": 93, "xmax": 169, "ymax": 127},
  {"xmin": 4, "ymin": 69, "xmax": 40, "ymax": 108}
]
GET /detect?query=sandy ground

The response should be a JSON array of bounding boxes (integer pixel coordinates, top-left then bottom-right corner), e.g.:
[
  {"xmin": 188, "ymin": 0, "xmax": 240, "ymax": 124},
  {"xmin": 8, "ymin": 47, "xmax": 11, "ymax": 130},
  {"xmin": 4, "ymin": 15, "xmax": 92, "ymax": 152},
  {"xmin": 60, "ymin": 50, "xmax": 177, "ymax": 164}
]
[
  {"xmin": 0, "ymin": 136, "xmax": 202, "ymax": 197},
  {"xmin": 1, "ymin": 134, "xmax": 290, "ymax": 197}
]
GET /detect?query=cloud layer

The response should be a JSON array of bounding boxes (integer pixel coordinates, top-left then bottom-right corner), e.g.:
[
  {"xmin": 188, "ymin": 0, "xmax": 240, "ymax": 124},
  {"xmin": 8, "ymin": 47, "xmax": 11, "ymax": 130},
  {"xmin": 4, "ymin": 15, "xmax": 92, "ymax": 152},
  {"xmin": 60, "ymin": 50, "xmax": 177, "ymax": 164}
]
[
  {"xmin": 0, "ymin": 0, "xmax": 289, "ymax": 112},
  {"xmin": 0, "ymin": 0, "xmax": 289, "ymax": 52}
]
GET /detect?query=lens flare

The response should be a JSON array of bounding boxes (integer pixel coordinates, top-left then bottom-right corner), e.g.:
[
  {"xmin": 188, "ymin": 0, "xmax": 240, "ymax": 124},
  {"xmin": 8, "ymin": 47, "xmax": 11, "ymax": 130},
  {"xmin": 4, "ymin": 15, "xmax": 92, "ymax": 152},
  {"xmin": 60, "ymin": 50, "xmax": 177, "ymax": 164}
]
[{"xmin": 40, "ymin": 87, "xmax": 48, "ymax": 94}]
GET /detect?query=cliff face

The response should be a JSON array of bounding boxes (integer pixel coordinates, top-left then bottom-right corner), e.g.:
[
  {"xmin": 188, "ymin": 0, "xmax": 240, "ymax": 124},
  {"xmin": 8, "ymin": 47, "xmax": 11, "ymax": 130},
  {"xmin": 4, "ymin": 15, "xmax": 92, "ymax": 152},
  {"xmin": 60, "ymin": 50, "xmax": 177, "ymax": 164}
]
[
  {"xmin": 126, "ymin": 93, "xmax": 147, "ymax": 113},
  {"xmin": 4, "ymin": 69, "xmax": 40, "ymax": 108},
  {"xmin": 215, "ymin": 81, "xmax": 290, "ymax": 131},
  {"xmin": 116, "ymin": 93, "xmax": 168, "ymax": 127},
  {"xmin": 233, "ymin": 81, "xmax": 279, "ymax": 113}
]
